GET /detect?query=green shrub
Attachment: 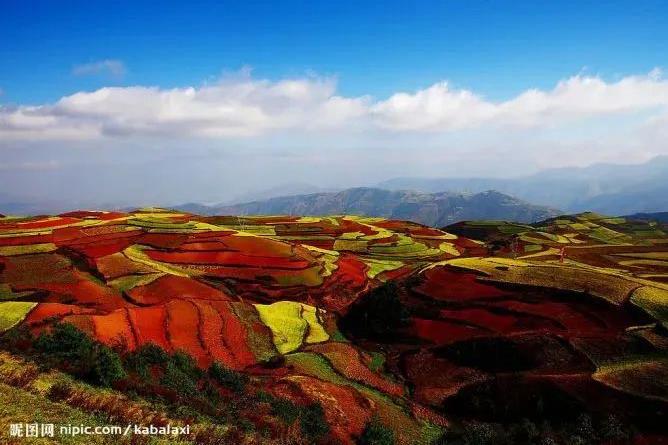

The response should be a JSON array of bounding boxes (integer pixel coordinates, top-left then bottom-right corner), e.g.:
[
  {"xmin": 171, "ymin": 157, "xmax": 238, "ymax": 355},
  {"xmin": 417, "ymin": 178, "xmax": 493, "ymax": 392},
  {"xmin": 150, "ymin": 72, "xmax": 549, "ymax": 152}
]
[
  {"xmin": 92, "ymin": 345, "xmax": 126, "ymax": 387},
  {"xmin": 359, "ymin": 417, "xmax": 395, "ymax": 445},
  {"xmin": 47, "ymin": 380, "xmax": 73, "ymax": 401},
  {"xmin": 130, "ymin": 343, "xmax": 169, "ymax": 365},
  {"xmin": 34, "ymin": 322, "xmax": 93, "ymax": 359},
  {"xmin": 171, "ymin": 351, "xmax": 203, "ymax": 379},
  {"xmin": 161, "ymin": 361, "xmax": 198, "ymax": 397},
  {"xmin": 208, "ymin": 362, "xmax": 248, "ymax": 393},
  {"xmin": 125, "ymin": 343, "xmax": 169, "ymax": 379},
  {"xmin": 270, "ymin": 396, "xmax": 301, "ymax": 424},
  {"xmin": 300, "ymin": 402, "xmax": 329, "ymax": 441},
  {"xmin": 33, "ymin": 323, "xmax": 126, "ymax": 387},
  {"xmin": 0, "ymin": 325, "xmax": 34, "ymax": 351}
]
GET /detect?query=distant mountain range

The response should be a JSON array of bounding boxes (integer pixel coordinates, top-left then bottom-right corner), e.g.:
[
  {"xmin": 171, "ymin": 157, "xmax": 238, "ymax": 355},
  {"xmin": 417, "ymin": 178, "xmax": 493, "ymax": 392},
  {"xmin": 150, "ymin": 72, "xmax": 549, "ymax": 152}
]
[
  {"xmin": 624, "ymin": 212, "xmax": 668, "ymax": 223},
  {"xmin": 379, "ymin": 156, "xmax": 668, "ymax": 214},
  {"xmin": 3, "ymin": 157, "xmax": 668, "ymax": 219},
  {"xmin": 176, "ymin": 188, "xmax": 560, "ymax": 226}
]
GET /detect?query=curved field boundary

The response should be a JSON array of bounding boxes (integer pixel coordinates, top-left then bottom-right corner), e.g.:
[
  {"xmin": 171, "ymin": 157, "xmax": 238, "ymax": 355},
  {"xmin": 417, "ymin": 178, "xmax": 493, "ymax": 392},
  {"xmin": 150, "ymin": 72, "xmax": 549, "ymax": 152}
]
[
  {"xmin": 436, "ymin": 257, "xmax": 642, "ymax": 306},
  {"xmin": 630, "ymin": 286, "xmax": 668, "ymax": 328},
  {"xmin": 0, "ymin": 302, "xmax": 37, "ymax": 333},
  {"xmin": 255, "ymin": 301, "xmax": 329, "ymax": 354}
]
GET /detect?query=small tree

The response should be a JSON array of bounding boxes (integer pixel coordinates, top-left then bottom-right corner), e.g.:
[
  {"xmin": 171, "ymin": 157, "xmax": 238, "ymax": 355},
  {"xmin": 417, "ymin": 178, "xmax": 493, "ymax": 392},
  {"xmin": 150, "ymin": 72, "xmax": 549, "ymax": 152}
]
[
  {"xmin": 92, "ymin": 345, "xmax": 126, "ymax": 387},
  {"xmin": 300, "ymin": 402, "xmax": 329, "ymax": 441},
  {"xmin": 208, "ymin": 362, "xmax": 248, "ymax": 393},
  {"xmin": 125, "ymin": 343, "xmax": 169, "ymax": 379},
  {"xmin": 359, "ymin": 417, "xmax": 395, "ymax": 445},
  {"xmin": 34, "ymin": 322, "xmax": 93, "ymax": 359}
]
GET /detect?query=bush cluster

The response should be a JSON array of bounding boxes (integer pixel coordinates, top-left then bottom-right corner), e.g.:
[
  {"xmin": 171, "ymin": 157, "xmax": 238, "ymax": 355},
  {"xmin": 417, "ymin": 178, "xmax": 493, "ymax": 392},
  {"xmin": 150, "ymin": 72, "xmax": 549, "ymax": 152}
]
[
  {"xmin": 4, "ymin": 322, "xmax": 332, "ymax": 443},
  {"xmin": 359, "ymin": 417, "xmax": 395, "ymax": 445},
  {"xmin": 34, "ymin": 322, "xmax": 126, "ymax": 387},
  {"xmin": 432, "ymin": 414, "xmax": 632, "ymax": 445},
  {"xmin": 258, "ymin": 391, "xmax": 329, "ymax": 442}
]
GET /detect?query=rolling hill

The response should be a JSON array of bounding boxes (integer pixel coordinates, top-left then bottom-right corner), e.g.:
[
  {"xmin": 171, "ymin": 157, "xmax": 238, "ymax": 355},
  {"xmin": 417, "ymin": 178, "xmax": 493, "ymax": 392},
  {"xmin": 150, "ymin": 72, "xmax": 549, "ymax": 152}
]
[{"xmin": 184, "ymin": 188, "xmax": 560, "ymax": 226}]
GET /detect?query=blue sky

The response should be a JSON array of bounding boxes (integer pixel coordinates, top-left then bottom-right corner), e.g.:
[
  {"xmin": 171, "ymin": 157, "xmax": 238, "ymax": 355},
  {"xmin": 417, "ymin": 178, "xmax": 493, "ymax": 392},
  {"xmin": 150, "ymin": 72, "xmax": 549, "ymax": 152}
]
[
  {"xmin": 2, "ymin": 0, "xmax": 666, "ymax": 104},
  {"xmin": 1, "ymin": 1, "xmax": 668, "ymax": 209}
]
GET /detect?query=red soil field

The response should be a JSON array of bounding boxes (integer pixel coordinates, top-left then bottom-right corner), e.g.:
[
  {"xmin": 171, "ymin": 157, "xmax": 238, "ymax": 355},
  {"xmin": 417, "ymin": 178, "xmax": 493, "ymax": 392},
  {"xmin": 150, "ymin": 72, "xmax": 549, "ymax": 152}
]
[
  {"xmin": 438, "ymin": 308, "xmax": 533, "ymax": 334},
  {"xmin": 165, "ymin": 299, "xmax": 209, "ymax": 367},
  {"xmin": 95, "ymin": 252, "xmax": 158, "ymax": 279},
  {"xmin": 145, "ymin": 250, "xmax": 312, "ymax": 269},
  {"xmin": 127, "ymin": 305, "xmax": 171, "ymax": 351},
  {"xmin": 192, "ymin": 300, "xmax": 238, "ymax": 368},
  {"xmin": 59, "ymin": 211, "xmax": 126, "ymax": 220},
  {"xmin": 333, "ymin": 255, "xmax": 368, "ymax": 287},
  {"xmin": 414, "ymin": 267, "xmax": 511, "ymax": 301},
  {"xmin": 410, "ymin": 317, "xmax": 489, "ymax": 345},
  {"xmin": 409, "ymin": 227, "xmax": 450, "ymax": 237},
  {"xmin": 0, "ymin": 234, "xmax": 54, "ymax": 246},
  {"xmin": 216, "ymin": 236, "xmax": 294, "ymax": 257},
  {"xmin": 54, "ymin": 227, "xmax": 142, "ymax": 245},
  {"xmin": 59, "ymin": 314, "xmax": 97, "ymax": 337},
  {"xmin": 2, "ymin": 211, "xmax": 667, "ymax": 444},
  {"xmin": 40, "ymin": 279, "xmax": 126, "ymax": 311},
  {"xmin": 90, "ymin": 308, "xmax": 138, "ymax": 350},
  {"xmin": 65, "ymin": 239, "xmax": 138, "ymax": 259},
  {"xmin": 200, "ymin": 266, "xmax": 273, "ymax": 281},
  {"xmin": 136, "ymin": 233, "xmax": 189, "ymax": 249},
  {"xmin": 1, "ymin": 255, "xmax": 78, "ymax": 288},
  {"xmin": 308, "ymin": 342, "xmax": 405, "ymax": 397},
  {"xmin": 379, "ymin": 264, "xmax": 415, "ymax": 281},
  {"xmin": 6, "ymin": 217, "xmax": 81, "ymax": 230},
  {"xmin": 316, "ymin": 254, "xmax": 369, "ymax": 311},
  {"xmin": 177, "ymin": 241, "xmax": 234, "ymax": 251},
  {"xmin": 488, "ymin": 298, "xmax": 642, "ymax": 334},
  {"xmin": 23, "ymin": 302, "xmax": 98, "ymax": 327},
  {"xmin": 371, "ymin": 220, "xmax": 416, "ymax": 231},
  {"xmin": 127, "ymin": 275, "xmax": 231, "ymax": 305},
  {"xmin": 209, "ymin": 301, "xmax": 264, "ymax": 368}
]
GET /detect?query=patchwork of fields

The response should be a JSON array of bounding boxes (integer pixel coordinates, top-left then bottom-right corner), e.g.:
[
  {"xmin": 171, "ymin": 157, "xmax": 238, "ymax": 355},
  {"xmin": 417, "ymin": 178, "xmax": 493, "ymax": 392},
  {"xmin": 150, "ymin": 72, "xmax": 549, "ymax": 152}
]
[{"xmin": 0, "ymin": 209, "xmax": 667, "ymax": 444}]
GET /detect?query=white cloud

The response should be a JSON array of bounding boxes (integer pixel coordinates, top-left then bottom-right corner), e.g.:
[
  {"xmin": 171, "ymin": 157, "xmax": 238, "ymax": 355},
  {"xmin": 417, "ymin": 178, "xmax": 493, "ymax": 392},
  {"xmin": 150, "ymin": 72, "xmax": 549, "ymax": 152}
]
[
  {"xmin": 0, "ymin": 69, "xmax": 667, "ymax": 145},
  {"xmin": 371, "ymin": 70, "xmax": 668, "ymax": 130},
  {"xmin": 370, "ymin": 82, "xmax": 496, "ymax": 131},
  {"xmin": 72, "ymin": 59, "xmax": 126, "ymax": 78}
]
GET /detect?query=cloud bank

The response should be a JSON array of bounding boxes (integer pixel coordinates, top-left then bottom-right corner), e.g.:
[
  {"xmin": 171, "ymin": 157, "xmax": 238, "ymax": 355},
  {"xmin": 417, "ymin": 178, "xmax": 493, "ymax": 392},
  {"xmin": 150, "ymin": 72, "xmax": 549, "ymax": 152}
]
[{"xmin": 1, "ymin": 69, "xmax": 667, "ymax": 141}]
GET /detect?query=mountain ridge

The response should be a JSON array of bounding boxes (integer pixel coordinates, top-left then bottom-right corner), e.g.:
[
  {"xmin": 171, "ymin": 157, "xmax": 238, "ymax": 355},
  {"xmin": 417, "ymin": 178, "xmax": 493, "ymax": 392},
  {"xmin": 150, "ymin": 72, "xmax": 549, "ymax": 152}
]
[
  {"xmin": 378, "ymin": 155, "xmax": 668, "ymax": 214},
  {"xmin": 175, "ymin": 187, "xmax": 560, "ymax": 226}
]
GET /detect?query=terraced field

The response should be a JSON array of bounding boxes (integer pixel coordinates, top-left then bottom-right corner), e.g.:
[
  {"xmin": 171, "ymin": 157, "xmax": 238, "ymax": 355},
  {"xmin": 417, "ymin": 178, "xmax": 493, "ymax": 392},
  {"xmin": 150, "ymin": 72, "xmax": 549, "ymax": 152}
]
[{"xmin": 0, "ymin": 209, "xmax": 666, "ymax": 444}]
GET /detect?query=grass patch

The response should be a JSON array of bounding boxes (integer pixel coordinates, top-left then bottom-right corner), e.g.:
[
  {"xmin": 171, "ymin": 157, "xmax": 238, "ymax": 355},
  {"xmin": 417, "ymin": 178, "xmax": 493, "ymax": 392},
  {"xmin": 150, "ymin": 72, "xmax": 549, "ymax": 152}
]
[
  {"xmin": 362, "ymin": 258, "xmax": 404, "ymax": 279},
  {"xmin": 0, "ymin": 243, "xmax": 57, "ymax": 256},
  {"xmin": 255, "ymin": 301, "xmax": 329, "ymax": 354},
  {"xmin": 630, "ymin": 286, "xmax": 668, "ymax": 327},
  {"xmin": 0, "ymin": 302, "xmax": 37, "ymax": 333}
]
